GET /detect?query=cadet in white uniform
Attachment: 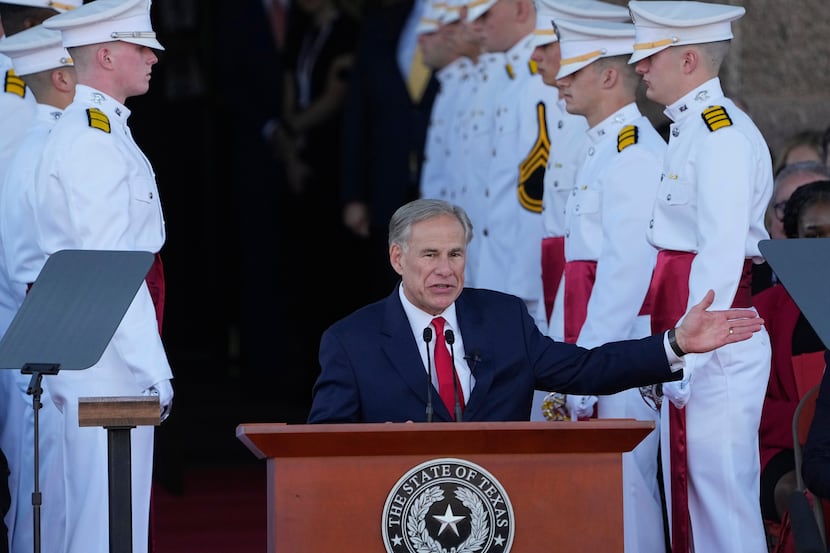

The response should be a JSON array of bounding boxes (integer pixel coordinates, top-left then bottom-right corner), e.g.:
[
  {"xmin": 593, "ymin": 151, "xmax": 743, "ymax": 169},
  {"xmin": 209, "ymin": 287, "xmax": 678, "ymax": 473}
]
[
  {"xmin": 0, "ymin": 4, "xmax": 82, "ymax": 553},
  {"xmin": 525, "ymin": 0, "xmax": 627, "ymax": 422},
  {"xmin": 465, "ymin": 0, "xmax": 548, "ymax": 329},
  {"xmin": 36, "ymin": 1, "xmax": 174, "ymax": 551},
  {"xmin": 0, "ymin": 24, "xmax": 76, "ymax": 553},
  {"xmin": 554, "ymin": 18, "xmax": 667, "ymax": 552},
  {"xmin": 448, "ymin": 1, "xmax": 507, "ymax": 287},
  {"xmin": 419, "ymin": 2, "xmax": 478, "ymax": 202},
  {"xmin": 630, "ymin": 2, "xmax": 772, "ymax": 552}
]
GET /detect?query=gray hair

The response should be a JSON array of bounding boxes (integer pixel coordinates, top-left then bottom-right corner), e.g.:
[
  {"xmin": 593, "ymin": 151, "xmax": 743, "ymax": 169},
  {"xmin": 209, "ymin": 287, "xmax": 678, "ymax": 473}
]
[
  {"xmin": 773, "ymin": 160, "xmax": 830, "ymax": 191},
  {"xmin": 388, "ymin": 199, "xmax": 474, "ymax": 251}
]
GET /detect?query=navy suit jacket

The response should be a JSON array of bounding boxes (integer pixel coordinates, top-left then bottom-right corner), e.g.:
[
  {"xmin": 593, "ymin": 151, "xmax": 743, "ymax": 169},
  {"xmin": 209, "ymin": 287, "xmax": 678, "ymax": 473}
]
[
  {"xmin": 308, "ymin": 287, "xmax": 679, "ymax": 423},
  {"xmin": 802, "ymin": 350, "xmax": 830, "ymax": 499}
]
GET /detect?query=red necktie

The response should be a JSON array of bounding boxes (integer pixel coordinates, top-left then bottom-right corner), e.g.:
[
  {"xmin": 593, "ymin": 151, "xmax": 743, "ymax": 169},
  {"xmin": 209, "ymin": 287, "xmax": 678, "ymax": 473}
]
[
  {"xmin": 431, "ymin": 317, "xmax": 464, "ymax": 419},
  {"xmin": 266, "ymin": 0, "xmax": 287, "ymax": 50}
]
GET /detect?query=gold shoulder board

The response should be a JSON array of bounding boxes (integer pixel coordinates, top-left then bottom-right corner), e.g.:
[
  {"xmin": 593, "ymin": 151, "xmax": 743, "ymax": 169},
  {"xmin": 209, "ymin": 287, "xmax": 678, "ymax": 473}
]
[
  {"xmin": 701, "ymin": 105, "xmax": 732, "ymax": 132},
  {"xmin": 617, "ymin": 125, "xmax": 639, "ymax": 152},
  {"xmin": 86, "ymin": 108, "xmax": 111, "ymax": 133},
  {"xmin": 4, "ymin": 70, "xmax": 25, "ymax": 98},
  {"xmin": 528, "ymin": 59, "xmax": 538, "ymax": 75}
]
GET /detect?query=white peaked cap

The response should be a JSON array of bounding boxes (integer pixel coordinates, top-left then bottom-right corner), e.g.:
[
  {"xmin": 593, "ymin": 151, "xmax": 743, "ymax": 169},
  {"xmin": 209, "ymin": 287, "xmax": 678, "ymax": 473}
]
[
  {"xmin": 628, "ymin": 0, "xmax": 744, "ymax": 64},
  {"xmin": 531, "ymin": 0, "xmax": 630, "ymax": 49},
  {"xmin": 465, "ymin": 0, "xmax": 498, "ymax": 23},
  {"xmin": 43, "ymin": 0, "xmax": 164, "ymax": 51},
  {"xmin": 556, "ymin": 19, "xmax": 635, "ymax": 78},
  {"xmin": 0, "ymin": 23, "xmax": 72, "ymax": 76},
  {"xmin": 0, "ymin": 0, "xmax": 82, "ymax": 12},
  {"xmin": 416, "ymin": 2, "xmax": 445, "ymax": 35},
  {"xmin": 442, "ymin": 0, "xmax": 464, "ymax": 25}
]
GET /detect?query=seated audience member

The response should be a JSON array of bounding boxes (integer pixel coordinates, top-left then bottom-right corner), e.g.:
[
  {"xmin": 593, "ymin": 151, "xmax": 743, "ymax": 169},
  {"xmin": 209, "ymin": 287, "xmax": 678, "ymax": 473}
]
[
  {"xmin": 765, "ymin": 162, "xmax": 830, "ymax": 242},
  {"xmin": 799, "ymin": 182, "xmax": 830, "ymax": 500},
  {"xmin": 754, "ymin": 161, "xmax": 830, "ymax": 295},
  {"xmin": 756, "ymin": 180, "xmax": 830, "ymax": 527},
  {"xmin": 307, "ymin": 199, "xmax": 764, "ymax": 424},
  {"xmin": 772, "ymin": 129, "xmax": 824, "ymax": 177}
]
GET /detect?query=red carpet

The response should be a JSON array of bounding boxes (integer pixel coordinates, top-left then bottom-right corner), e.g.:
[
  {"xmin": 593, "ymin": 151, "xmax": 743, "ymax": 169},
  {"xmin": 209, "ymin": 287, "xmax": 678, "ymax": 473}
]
[{"xmin": 151, "ymin": 462, "xmax": 267, "ymax": 553}]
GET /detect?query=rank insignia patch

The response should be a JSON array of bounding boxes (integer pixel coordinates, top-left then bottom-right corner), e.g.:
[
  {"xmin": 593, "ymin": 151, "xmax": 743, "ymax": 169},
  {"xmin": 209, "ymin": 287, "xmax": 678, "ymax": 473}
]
[
  {"xmin": 86, "ymin": 108, "xmax": 111, "ymax": 133},
  {"xmin": 4, "ymin": 70, "xmax": 25, "ymax": 98},
  {"xmin": 701, "ymin": 105, "xmax": 732, "ymax": 132},
  {"xmin": 617, "ymin": 125, "xmax": 639, "ymax": 152}
]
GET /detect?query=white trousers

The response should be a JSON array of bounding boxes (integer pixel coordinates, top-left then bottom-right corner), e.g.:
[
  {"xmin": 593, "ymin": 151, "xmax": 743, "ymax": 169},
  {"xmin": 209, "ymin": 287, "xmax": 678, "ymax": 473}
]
[{"xmin": 661, "ymin": 329, "xmax": 770, "ymax": 553}]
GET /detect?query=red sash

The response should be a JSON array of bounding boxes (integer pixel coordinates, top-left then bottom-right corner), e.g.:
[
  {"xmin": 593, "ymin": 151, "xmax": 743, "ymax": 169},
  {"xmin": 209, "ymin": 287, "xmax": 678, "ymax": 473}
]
[
  {"xmin": 645, "ymin": 250, "xmax": 753, "ymax": 553},
  {"xmin": 145, "ymin": 252, "xmax": 165, "ymax": 333},
  {"xmin": 541, "ymin": 236, "xmax": 566, "ymax": 324},
  {"xmin": 563, "ymin": 260, "xmax": 596, "ymax": 345}
]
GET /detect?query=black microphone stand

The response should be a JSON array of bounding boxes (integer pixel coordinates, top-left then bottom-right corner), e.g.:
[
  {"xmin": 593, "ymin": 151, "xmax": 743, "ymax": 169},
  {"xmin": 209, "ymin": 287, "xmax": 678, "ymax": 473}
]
[{"xmin": 422, "ymin": 327, "xmax": 434, "ymax": 422}]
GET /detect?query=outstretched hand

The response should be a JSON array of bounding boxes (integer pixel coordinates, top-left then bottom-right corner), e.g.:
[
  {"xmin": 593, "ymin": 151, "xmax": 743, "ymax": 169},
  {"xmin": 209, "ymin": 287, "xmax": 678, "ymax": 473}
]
[{"xmin": 674, "ymin": 289, "xmax": 764, "ymax": 354}]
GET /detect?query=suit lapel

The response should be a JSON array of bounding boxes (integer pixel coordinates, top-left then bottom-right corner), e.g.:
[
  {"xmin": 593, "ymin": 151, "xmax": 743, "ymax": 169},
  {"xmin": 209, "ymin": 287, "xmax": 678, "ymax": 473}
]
[
  {"xmin": 454, "ymin": 291, "xmax": 495, "ymax": 420},
  {"xmin": 380, "ymin": 288, "xmax": 453, "ymax": 420}
]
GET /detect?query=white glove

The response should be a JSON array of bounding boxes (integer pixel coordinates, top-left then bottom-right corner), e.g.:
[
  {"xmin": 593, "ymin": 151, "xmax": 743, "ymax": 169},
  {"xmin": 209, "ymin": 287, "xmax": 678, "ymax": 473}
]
[
  {"xmin": 663, "ymin": 352, "xmax": 697, "ymax": 408},
  {"xmin": 142, "ymin": 379, "xmax": 174, "ymax": 422},
  {"xmin": 662, "ymin": 374, "xmax": 692, "ymax": 409},
  {"xmin": 566, "ymin": 394, "xmax": 597, "ymax": 421}
]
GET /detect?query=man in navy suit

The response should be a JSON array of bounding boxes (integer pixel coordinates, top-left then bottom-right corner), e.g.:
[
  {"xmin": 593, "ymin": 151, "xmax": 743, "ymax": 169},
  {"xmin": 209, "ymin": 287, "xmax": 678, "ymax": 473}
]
[{"xmin": 308, "ymin": 199, "xmax": 765, "ymax": 424}]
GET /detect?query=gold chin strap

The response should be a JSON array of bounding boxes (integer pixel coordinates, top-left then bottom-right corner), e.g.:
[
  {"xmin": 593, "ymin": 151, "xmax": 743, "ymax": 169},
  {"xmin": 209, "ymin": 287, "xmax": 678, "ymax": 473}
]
[
  {"xmin": 559, "ymin": 49, "xmax": 604, "ymax": 67},
  {"xmin": 633, "ymin": 37, "xmax": 678, "ymax": 51},
  {"xmin": 50, "ymin": 1, "xmax": 79, "ymax": 10}
]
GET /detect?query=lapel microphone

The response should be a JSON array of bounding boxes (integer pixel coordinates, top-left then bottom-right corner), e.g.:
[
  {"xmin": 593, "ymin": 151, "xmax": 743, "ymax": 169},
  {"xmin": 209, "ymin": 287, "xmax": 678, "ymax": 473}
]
[
  {"xmin": 463, "ymin": 350, "xmax": 482, "ymax": 372},
  {"xmin": 422, "ymin": 327, "xmax": 434, "ymax": 422},
  {"xmin": 444, "ymin": 329, "xmax": 463, "ymax": 422}
]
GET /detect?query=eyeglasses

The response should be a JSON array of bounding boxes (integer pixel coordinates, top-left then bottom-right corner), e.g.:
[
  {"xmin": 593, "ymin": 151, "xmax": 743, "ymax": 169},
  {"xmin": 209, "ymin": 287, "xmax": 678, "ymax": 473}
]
[{"xmin": 773, "ymin": 201, "xmax": 787, "ymax": 221}]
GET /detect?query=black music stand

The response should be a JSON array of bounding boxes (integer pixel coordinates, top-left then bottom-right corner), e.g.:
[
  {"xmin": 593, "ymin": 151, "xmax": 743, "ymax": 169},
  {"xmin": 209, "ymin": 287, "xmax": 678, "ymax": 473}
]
[
  {"xmin": 0, "ymin": 249, "xmax": 155, "ymax": 553},
  {"xmin": 759, "ymin": 238, "xmax": 830, "ymax": 348}
]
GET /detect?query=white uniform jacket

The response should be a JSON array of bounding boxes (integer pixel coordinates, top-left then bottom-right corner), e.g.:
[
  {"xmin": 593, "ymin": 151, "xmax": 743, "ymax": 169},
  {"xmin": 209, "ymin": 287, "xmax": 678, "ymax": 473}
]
[
  {"xmin": 33, "ymin": 84, "xmax": 172, "ymax": 391},
  {"xmin": 420, "ymin": 57, "xmax": 474, "ymax": 201}
]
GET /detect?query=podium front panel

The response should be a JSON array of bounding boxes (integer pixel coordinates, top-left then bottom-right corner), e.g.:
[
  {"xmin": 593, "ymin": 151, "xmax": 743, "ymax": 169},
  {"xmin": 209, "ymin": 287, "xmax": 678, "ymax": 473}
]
[
  {"xmin": 268, "ymin": 453, "xmax": 623, "ymax": 551},
  {"xmin": 237, "ymin": 421, "xmax": 652, "ymax": 552}
]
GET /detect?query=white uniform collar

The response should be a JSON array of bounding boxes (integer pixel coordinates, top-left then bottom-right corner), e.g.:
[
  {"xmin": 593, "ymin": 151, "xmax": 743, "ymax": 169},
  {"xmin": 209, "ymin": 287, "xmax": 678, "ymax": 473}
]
[
  {"xmin": 436, "ymin": 57, "xmax": 463, "ymax": 84},
  {"xmin": 586, "ymin": 102, "xmax": 641, "ymax": 144},
  {"xmin": 504, "ymin": 33, "xmax": 535, "ymax": 77},
  {"xmin": 662, "ymin": 77, "xmax": 725, "ymax": 123},
  {"xmin": 75, "ymin": 83, "xmax": 131, "ymax": 123}
]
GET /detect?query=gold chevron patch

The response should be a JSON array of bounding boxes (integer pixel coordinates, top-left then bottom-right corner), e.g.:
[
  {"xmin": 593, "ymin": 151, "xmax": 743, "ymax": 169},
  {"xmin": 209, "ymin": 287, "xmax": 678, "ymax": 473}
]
[
  {"xmin": 505, "ymin": 63, "xmax": 515, "ymax": 80},
  {"xmin": 86, "ymin": 108, "xmax": 111, "ymax": 133},
  {"xmin": 4, "ymin": 70, "xmax": 25, "ymax": 98},
  {"xmin": 701, "ymin": 105, "xmax": 732, "ymax": 132},
  {"xmin": 518, "ymin": 102, "xmax": 549, "ymax": 213},
  {"xmin": 617, "ymin": 125, "xmax": 639, "ymax": 152}
]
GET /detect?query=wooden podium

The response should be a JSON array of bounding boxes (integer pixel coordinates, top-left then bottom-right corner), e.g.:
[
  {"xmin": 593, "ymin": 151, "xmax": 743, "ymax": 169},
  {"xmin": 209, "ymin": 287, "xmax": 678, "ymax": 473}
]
[{"xmin": 236, "ymin": 420, "xmax": 653, "ymax": 552}]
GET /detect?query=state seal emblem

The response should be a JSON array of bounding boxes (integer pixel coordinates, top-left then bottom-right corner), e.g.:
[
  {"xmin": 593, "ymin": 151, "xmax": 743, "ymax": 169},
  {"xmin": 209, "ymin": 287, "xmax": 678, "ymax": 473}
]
[{"xmin": 381, "ymin": 458, "xmax": 515, "ymax": 553}]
